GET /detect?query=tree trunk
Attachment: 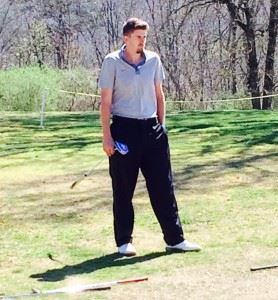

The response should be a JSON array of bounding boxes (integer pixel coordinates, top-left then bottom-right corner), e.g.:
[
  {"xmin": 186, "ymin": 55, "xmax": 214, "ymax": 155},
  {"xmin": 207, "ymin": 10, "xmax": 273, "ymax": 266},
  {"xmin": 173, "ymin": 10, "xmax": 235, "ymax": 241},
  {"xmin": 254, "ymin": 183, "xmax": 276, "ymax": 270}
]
[
  {"xmin": 222, "ymin": 0, "xmax": 261, "ymax": 108},
  {"xmin": 246, "ymin": 27, "xmax": 261, "ymax": 109},
  {"xmin": 244, "ymin": 4, "xmax": 261, "ymax": 109},
  {"xmin": 229, "ymin": 18, "xmax": 237, "ymax": 94},
  {"xmin": 262, "ymin": 0, "xmax": 278, "ymax": 110}
]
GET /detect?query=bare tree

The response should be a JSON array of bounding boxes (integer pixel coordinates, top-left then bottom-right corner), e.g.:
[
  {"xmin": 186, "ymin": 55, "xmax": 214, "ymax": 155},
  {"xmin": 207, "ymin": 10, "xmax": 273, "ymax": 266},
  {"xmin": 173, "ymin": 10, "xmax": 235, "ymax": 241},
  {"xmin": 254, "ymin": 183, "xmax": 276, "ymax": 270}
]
[
  {"xmin": 0, "ymin": 0, "xmax": 277, "ymax": 110},
  {"xmin": 262, "ymin": 0, "xmax": 278, "ymax": 109},
  {"xmin": 144, "ymin": 0, "xmax": 193, "ymax": 99},
  {"xmin": 92, "ymin": 0, "xmax": 121, "ymax": 68},
  {"xmin": 0, "ymin": 0, "xmax": 18, "ymax": 68},
  {"xmin": 184, "ymin": 0, "xmax": 276, "ymax": 109},
  {"xmin": 205, "ymin": 0, "xmax": 261, "ymax": 108}
]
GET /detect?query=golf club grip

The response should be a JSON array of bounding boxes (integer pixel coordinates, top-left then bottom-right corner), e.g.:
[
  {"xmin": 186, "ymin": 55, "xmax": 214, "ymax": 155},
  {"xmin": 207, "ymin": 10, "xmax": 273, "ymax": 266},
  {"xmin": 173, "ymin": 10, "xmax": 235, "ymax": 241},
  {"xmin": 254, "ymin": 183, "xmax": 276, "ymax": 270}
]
[
  {"xmin": 82, "ymin": 286, "xmax": 111, "ymax": 291},
  {"xmin": 117, "ymin": 277, "xmax": 148, "ymax": 284},
  {"xmin": 250, "ymin": 264, "xmax": 278, "ymax": 271}
]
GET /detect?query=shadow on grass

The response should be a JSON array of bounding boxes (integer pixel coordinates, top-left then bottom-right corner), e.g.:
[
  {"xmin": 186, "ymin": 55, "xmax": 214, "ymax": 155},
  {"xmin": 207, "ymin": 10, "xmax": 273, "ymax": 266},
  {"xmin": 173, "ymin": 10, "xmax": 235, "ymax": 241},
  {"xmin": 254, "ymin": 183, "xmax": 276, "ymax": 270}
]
[
  {"xmin": 1, "ymin": 111, "xmax": 277, "ymax": 218},
  {"xmin": 0, "ymin": 113, "xmax": 102, "ymax": 158},
  {"xmin": 1, "ymin": 111, "xmax": 277, "ymax": 159},
  {"xmin": 168, "ymin": 111, "xmax": 277, "ymax": 148},
  {"xmin": 2, "ymin": 112, "xmax": 100, "ymax": 131},
  {"xmin": 30, "ymin": 251, "xmax": 171, "ymax": 282}
]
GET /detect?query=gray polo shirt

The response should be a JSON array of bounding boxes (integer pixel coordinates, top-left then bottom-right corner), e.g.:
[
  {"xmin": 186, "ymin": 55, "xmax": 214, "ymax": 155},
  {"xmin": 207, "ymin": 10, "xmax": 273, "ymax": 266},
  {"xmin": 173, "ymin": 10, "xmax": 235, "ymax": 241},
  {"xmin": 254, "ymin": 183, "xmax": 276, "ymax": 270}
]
[{"xmin": 98, "ymin": 47, "xmax": 165, "ymax": 119}]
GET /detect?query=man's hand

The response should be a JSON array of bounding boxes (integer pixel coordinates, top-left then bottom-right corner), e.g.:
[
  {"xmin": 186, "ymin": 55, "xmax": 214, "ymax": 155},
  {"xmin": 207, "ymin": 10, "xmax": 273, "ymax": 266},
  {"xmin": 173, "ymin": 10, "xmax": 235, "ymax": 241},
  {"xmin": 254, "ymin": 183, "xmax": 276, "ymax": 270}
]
[{"xmin": 103, "ymin": 134, "xmax": 115, "ymax": 157}]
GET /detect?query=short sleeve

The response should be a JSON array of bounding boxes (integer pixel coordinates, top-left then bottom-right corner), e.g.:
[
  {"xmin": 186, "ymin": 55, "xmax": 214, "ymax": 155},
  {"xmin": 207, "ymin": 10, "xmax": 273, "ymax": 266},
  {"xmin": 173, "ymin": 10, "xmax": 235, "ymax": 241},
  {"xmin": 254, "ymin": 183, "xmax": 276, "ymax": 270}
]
[
  {"xmin": 98, "ymin": 57, "xmax": 115, "ymax": 89},
  {"xmin": 154, "ymin": 56, "xmax": 165, "ymax": 83}
]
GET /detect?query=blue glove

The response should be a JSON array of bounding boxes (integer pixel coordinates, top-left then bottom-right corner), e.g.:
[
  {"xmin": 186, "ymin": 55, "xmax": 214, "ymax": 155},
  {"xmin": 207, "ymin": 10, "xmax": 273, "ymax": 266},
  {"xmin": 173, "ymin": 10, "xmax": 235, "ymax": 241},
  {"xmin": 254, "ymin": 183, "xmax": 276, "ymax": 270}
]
[{"xmin": 114, "ymin": 141, "xmax": 129, "ymax": 155}]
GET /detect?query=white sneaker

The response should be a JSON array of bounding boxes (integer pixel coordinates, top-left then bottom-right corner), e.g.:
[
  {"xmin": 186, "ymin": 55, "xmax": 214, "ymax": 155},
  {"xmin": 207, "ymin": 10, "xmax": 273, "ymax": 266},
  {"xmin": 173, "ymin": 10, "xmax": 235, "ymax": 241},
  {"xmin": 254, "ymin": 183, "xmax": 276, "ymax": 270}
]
[
  {"xmin": 166, "ymin": 240, "xmax": 201, "ymax": 252},
  {"xmin": 118, "ymin": 243, "xmax": 136, "ymax": 256}
]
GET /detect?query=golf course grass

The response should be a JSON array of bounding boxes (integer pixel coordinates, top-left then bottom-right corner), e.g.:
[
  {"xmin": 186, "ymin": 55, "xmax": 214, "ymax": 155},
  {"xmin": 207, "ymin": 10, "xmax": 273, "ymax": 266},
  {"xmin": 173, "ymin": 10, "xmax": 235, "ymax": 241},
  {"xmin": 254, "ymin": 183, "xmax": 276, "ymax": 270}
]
[{"xmin": 0, "ymin": 110, "xmax": 277, "ymax": 299}]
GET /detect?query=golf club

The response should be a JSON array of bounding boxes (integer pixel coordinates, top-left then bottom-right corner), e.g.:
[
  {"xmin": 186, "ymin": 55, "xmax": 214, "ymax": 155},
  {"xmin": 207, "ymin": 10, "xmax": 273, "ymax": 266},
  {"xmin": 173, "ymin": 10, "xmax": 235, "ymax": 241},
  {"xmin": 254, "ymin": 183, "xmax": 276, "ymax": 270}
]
[
  {"xmin": 0, "ymin": 277, "xmax": 148, "ymax": 299},
  {"xmin": 70, "ymin": 157, "xmax": 106, "ymax": 189},
  {"xmin": 70, "ymin": 141, "xmax": 128, "ymax": 189},
  {"xmin": 47, "ymin": 253, "xmax": 66, "ymax": 265}
]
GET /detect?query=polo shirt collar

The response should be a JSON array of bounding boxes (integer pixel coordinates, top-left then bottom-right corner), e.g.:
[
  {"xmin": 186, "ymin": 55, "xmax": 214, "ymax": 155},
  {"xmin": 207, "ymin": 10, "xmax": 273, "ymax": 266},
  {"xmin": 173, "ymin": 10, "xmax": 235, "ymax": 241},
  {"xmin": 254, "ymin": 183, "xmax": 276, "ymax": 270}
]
[{"xmin": 119, "ymin": 45, "xmax": 146, "ymax": 68}]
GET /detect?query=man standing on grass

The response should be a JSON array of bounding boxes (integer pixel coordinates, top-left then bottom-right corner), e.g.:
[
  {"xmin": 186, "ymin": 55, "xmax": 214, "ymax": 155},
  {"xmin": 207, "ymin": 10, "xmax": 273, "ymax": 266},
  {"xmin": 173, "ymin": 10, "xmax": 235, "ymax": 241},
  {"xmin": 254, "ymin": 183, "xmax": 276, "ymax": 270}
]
[{"xmin": 99, "ymin": 17, "xmax": 201, "ymax": 256}]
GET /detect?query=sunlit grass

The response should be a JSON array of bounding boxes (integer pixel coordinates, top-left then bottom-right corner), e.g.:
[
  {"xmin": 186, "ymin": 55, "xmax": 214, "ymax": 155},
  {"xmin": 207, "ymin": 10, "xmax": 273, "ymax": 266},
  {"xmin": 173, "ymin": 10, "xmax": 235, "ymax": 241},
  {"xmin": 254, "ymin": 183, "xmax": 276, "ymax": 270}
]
[{"xmin": 0, "ymin": 111, "xmax": 277, "ymax": 299}]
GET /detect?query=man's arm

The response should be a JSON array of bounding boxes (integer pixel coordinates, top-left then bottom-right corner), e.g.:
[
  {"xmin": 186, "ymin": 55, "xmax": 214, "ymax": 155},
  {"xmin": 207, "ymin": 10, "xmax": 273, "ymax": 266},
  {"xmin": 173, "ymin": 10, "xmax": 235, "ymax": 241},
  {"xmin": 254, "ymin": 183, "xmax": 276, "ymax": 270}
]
[
  {"xmin": 100, "ymin": 88, "xmax": 115, "ymax": 156},
  {"xmin": 155, "ymin": 82, "xmax": 166, "ymax": 126}
]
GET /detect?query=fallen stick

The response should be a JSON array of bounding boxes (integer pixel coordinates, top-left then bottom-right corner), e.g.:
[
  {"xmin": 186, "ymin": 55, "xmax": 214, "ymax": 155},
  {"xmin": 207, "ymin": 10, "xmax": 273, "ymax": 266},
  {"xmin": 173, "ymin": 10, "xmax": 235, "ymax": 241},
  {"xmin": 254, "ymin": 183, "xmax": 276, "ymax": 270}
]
[
  {"xmin": 250, "ymin": 264, "xmax": 278, "ymax": 271},
  {"xmin": 0, "ymin": 277, "xmax": 148, "ymax": 299}
]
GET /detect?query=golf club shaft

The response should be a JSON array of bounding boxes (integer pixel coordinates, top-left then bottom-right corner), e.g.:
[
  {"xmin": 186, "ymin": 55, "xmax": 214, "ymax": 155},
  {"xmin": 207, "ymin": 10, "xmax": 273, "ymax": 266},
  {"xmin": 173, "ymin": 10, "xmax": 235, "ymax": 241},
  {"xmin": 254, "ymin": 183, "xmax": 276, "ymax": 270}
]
[
  {"xmin": 43, "ymin": 277, "xmax": 147, "ymax": 293},
  {"xmin": 0, "ymin": 286, "xmax": 111, "ymax": 299},
  {"xmin": 1, "ymin": 277, "xmax": 147, "ymax": 299},
  {"xmin": 70, "ymin": 157, "xmax": 106, "ymax": 189},
  {"xmin": 250, "ymin": 264, "xmax": 278, "ymax": 271}
]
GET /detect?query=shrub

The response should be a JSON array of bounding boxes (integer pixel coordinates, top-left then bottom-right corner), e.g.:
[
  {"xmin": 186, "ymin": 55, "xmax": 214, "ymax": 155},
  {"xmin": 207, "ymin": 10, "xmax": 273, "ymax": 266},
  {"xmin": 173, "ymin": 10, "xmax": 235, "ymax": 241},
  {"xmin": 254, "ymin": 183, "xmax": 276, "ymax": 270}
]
[{"xmin": 0, "ymin": 66, "xmax": 98, "ymax": 111}]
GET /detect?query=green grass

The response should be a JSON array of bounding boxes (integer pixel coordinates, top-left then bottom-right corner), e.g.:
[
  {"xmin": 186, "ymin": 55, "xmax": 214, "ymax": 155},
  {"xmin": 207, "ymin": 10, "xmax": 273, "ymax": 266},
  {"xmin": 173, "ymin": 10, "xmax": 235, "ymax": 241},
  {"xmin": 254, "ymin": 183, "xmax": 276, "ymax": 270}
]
[{"xmin": 0, "ymin": 111, "xmax": 277, "ymax": 299}]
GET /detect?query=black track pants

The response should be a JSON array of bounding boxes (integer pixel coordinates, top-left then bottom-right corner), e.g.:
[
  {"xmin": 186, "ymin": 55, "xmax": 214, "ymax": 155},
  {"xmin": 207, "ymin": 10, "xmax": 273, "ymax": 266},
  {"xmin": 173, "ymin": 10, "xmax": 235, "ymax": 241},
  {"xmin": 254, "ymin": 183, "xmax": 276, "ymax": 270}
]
[{"xmin": 109, "ymin": 116, "xmax": 184, "ymax": 247}]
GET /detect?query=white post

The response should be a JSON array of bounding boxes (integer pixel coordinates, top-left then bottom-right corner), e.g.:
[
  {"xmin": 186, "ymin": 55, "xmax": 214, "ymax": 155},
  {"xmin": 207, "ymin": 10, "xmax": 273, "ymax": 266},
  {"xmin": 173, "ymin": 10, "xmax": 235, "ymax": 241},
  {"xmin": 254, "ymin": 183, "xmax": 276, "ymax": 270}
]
[{"xmin": 40, "ymin": 89, "xmax": 48, "ymax": 128}]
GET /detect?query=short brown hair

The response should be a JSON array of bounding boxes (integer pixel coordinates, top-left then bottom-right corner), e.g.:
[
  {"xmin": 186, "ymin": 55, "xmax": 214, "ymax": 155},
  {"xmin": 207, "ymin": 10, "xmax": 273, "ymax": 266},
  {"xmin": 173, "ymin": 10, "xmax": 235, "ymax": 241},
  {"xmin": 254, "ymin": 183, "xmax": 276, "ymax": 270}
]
[{"xmin": 123, "ymin": 18, "xmax": 149, "ymax": 36}]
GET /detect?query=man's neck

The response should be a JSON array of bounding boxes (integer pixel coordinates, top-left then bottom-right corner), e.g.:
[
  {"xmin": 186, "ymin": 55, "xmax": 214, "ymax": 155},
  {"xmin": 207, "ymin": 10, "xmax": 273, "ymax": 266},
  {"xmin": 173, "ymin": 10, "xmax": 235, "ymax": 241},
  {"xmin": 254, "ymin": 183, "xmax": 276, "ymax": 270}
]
[{"xmin": 124, "ymin": 47, "xmax": 143, "ymax": 65}]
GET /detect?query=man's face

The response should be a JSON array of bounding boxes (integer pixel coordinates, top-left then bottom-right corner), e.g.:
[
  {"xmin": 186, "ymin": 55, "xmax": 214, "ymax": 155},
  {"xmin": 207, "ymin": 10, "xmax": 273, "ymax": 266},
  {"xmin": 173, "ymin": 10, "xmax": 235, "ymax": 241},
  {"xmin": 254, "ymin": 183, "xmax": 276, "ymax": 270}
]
[{"xmin": 124, "ymin": 29, "xmax": 147, "ymax": 54}]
